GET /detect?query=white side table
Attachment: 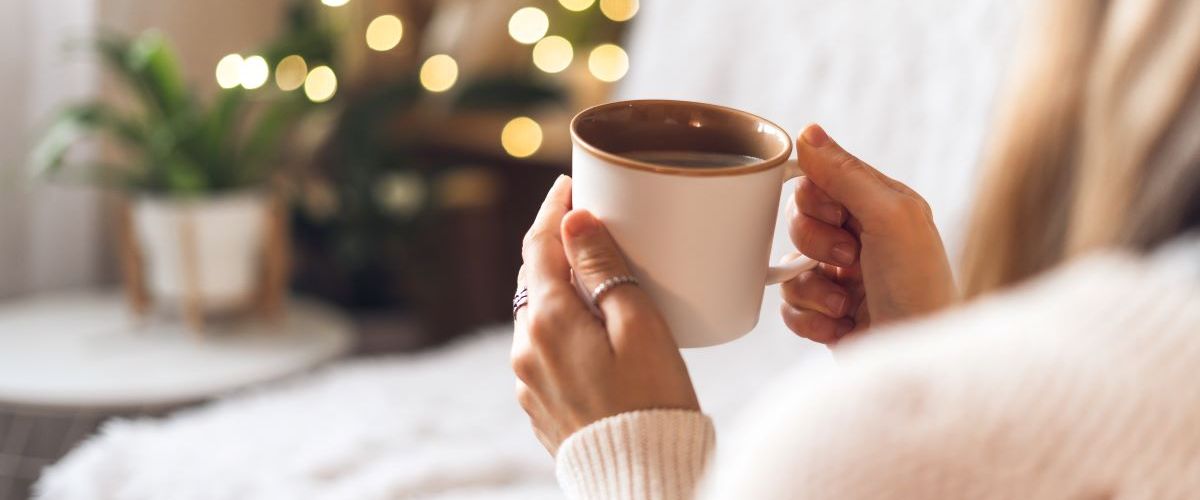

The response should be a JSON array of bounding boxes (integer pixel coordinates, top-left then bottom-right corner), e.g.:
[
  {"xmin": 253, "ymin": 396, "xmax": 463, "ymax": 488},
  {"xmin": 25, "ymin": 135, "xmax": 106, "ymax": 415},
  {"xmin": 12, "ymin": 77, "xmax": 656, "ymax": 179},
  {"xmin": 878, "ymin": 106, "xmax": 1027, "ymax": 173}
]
[{"xmin": 0, "ymin": 291, "xmax": 354, "ymax": 499}]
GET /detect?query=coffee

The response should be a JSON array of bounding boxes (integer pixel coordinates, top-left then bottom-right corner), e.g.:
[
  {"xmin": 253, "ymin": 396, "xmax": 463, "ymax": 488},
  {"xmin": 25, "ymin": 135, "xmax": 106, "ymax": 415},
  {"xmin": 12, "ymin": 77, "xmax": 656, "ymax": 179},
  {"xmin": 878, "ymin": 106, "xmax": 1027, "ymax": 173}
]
[{"xmin": 622, "ymin": 150, "xmax": 763, "ymax": 169}]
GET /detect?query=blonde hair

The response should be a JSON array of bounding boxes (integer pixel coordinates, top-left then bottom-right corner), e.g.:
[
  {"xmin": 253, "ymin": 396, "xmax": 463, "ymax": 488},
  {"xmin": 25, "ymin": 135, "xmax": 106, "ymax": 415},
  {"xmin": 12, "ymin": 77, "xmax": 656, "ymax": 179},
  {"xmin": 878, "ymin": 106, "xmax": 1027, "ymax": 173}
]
[{"xmin": 961, "ymin": 0, "xmax": 1200, "ymax": 297}]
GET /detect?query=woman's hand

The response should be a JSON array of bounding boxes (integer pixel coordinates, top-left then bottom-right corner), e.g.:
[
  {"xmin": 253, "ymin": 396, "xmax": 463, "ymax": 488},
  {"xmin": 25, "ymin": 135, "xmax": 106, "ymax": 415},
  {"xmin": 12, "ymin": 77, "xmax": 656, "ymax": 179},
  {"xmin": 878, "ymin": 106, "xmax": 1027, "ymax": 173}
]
[
  {"xmin": 781, "ymin": 124, "xmax": 957, "ymax": 346},
  {"xmin": 512, "ymin": 175, "xmax": 700, "ymax": 455}
]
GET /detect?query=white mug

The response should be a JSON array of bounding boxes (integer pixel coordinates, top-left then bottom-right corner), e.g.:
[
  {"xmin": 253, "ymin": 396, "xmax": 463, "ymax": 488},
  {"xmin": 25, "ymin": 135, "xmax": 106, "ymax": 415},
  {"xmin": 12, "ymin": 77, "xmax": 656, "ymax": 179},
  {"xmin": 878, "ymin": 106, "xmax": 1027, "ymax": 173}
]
[{"xmin": 570, "ymin": 99, "xmax": 816, "ymax": 348}]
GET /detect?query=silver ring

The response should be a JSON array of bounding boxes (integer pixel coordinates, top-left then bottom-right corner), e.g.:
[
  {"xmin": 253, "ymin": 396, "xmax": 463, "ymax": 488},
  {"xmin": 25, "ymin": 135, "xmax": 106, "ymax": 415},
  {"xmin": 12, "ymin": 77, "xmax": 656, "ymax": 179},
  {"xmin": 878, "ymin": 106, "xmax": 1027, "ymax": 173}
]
[
  {"xmin": 512, "ymin": 286, "xmax": 529, "ymax": 319},
  {"xmin": 590, "ymin": 275, "xmax": 639, "ymax": 307}
]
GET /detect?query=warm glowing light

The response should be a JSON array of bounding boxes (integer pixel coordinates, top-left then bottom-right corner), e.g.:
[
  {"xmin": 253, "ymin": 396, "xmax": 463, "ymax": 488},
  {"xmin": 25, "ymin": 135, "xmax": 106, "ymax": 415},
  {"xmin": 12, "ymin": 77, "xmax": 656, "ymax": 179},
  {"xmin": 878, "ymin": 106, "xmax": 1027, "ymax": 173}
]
[
  {"xmin": 532, "ymin": 36, "xmax": 573, "ymax": 73},
  {"xmin": 558, "ymin": 0, "xmax": 595, "ymax": 12},
  {"xmin": 240, "ymin": 55, "xmax": 269, "ymax": 89},
  {"xmin": 419, "ymin": 54, "xmax": 458, "ymax": 92},
  {"xmin": 304, "ymin": 65, "xmax": 337, "ymax": 103},
  {"xmin": 215, "ymin": 54, "xmax": 243, "ymax": 89},
  {"xmin": 274, "ymin": 55, "xmax": 307, "ymax": 91},
  {"xmin": 507, "ymin": 7, "xmax": 549, "ymax": 45},
  {"xmin": 599, "ymin": 0, "xmax": 638, "ymax": 21},
  {"xmin": 366, "ymin": 14, "xmax": 404, "ymax": 51},
  {"xmin": 587, "ymin": 44, "xmax": 629, "ymax": 82},
  {"xmin": 501, "ymin": 117, "xmax": 543, "ymax": 158},
  {"xmin": 321, "ymin": 0, "xmax": 349, "ymax": 6}
]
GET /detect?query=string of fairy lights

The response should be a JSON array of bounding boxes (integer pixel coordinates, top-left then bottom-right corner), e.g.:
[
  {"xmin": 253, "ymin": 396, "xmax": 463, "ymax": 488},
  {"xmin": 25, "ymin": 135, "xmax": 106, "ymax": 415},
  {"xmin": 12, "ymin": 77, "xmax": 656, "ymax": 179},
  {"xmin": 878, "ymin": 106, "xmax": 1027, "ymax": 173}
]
[{"xmin": 214, "ymin": 0, "xmax": 637, "ymax": 158}]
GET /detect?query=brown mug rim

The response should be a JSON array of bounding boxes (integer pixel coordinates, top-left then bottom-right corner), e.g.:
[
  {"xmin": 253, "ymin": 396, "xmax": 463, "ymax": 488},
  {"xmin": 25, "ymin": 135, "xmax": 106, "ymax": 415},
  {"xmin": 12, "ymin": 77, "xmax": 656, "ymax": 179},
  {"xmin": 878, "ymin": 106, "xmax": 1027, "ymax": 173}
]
[{"xmin": 569, "ymin": 99, "xmax": 794, "ymax": 177}]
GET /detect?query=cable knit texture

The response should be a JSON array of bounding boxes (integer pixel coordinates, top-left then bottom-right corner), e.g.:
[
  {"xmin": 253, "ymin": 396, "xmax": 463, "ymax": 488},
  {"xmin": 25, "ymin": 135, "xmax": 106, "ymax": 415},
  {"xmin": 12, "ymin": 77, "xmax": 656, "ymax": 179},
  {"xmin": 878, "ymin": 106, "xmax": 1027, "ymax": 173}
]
[
  {"xmin": 556, "ymin": 409, "xmax": 715, "ymax": 500},
  {"xmin": 555, "ymin": 241, "xmax": 1200, "ymax": 499}
]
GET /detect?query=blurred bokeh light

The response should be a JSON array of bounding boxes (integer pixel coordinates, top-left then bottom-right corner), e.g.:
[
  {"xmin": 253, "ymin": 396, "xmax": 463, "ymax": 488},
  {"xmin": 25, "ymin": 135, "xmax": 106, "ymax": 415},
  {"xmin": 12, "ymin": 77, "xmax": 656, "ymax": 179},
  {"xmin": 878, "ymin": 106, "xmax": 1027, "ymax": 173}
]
[
  {"xmin": 532, "ymin": 36, "xmax": 573, "ymax": 73},
  {"xmin": 558, "ymin": 0, "xmax": 596, "ymax": 12},
  {"xmin": 240, "ymin": 55, "xmax": 269, "ymax": 89},
  {"xmin": 304, "ymin": 65, "xmax": 337, "ymax": 102},
  {"xmin": 366, "ymin": 15, "xmax": 403, "ymax": 51},
  {"xmin": 274, "ymin": 55, "xmax": 307, "ymax": 91},
  {"xmin": 501, "ymin": 117, "xmax": 543, "ymax": 158},
  {"xmin": 599, "ymin": 0, "xmax": 638, "ymax": 21},
  {"xmin": 419, "ymin": 54, "xmax": 458, "ymax": 92},
  {"xmin": 588, "ymin": 44, "xmax": 628, "ymax": 82},
  {"xmin": 215, "ymin": 53, "xmax": 243, "ymax": 89},
  {"xmin": 508, "ymin": 7, "xmax": 549, "ymax": 45}
]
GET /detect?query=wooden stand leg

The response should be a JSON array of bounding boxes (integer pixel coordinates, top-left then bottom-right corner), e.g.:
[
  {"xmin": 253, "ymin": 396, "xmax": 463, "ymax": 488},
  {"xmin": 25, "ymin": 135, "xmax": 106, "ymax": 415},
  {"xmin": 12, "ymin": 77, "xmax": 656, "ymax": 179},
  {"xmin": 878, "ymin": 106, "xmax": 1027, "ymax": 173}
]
[
  {"xmin": 257, "ymin": 195, "xmax": 290, "ymax": 323},
  {"xmin": 179, "ymin": 208, "xmax": 205, "ymax": 334},
  {"xmin": 113, "ymin": 197, "xmax": 150, "ymax": 316}
]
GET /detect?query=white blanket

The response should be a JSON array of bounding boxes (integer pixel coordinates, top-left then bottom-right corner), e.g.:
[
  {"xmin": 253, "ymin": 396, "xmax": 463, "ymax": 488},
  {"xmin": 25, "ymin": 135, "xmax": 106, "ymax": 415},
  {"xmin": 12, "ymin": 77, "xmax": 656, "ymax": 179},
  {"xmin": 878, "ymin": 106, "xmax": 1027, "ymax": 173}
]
[
  {"xmin": 36, "ymin": 328, "xmax": 829, "ymax": 500},
  {"xmin": 37, "ymin": 0, "xmax": 1017, "ymax": 498}
]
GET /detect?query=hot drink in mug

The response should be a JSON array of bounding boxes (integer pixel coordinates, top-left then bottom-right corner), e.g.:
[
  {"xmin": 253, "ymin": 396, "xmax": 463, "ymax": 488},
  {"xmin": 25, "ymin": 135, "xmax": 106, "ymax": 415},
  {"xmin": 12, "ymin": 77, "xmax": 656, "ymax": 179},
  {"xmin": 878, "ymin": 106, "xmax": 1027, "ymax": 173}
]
[{"xmin": 570, "ymin": 99, "xmax": 816, "ymax": 348}]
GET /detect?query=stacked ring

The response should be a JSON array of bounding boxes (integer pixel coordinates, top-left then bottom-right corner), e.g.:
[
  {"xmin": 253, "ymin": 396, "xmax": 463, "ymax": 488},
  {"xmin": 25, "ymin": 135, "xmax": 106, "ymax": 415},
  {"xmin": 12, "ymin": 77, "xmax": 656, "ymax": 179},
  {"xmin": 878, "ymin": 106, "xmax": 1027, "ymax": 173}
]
[
  {"xmin": 512, "ymin": 286, "xmax": 529, "ymax": 319},
  {"xmin": 590, "ymin": 275, "xmax": 639, "ymax": 307}
]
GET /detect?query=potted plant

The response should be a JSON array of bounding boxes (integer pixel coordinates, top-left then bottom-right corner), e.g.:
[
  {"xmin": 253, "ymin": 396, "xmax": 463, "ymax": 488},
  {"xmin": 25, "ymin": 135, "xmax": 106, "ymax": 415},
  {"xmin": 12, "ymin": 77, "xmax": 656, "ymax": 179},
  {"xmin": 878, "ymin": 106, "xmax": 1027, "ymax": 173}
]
[{"xmin": 31, "ymin": 31, "xmax": 310, "ymax": 316}]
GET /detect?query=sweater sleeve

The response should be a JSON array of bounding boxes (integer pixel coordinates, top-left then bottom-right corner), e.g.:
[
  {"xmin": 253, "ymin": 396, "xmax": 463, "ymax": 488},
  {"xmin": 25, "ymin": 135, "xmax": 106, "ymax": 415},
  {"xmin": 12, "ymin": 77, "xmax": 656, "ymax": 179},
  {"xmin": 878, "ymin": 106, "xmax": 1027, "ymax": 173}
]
[{"xmin": 555, "ymin": 409, "xmax": 716, "ymax": 500}]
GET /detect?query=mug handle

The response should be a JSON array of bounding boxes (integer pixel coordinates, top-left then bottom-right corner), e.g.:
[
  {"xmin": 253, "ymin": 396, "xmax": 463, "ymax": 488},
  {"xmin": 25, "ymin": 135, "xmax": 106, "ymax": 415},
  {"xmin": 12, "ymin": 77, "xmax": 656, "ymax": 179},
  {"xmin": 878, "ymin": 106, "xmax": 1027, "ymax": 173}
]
[{"xmin": 765, "ymin": 159, "xmax": 819, "ymax": 285}]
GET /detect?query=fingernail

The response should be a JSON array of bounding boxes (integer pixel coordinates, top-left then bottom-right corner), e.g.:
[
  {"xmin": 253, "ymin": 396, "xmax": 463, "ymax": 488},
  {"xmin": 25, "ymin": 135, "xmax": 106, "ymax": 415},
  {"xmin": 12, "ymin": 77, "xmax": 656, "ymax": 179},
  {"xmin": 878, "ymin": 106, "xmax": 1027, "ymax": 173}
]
[
  {"xmin": 835, "ymin": 320, "xmax": 854, "ymax": 337},
  {"xmin": 818, "ymin": 203, "xmax": 844, "ymax": 225},
  {"xmin": 563, "ymin": 210, "xmax": 598, "ymax": 237},
  {"xmin": 801, "ymin": 125, "xmax": 829, "ymax": 147},
  {"xmin": 552, "ymin": 174, "xmax": 569, "ymax": 188},
  {"xmin": 824, "ymin": 292, "xmax": 847, "ymax": 315},
  {"xmin": 831, "ymin": 243, "xmax": 856, "ymax": 266}
]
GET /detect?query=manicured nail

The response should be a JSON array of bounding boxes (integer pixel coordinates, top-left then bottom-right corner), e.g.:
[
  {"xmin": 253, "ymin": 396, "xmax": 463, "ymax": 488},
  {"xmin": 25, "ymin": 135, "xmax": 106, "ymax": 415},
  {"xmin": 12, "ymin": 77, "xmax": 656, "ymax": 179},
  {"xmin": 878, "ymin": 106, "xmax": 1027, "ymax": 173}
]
[
  {"xmin": 801, "ymin": 125, "xmax": 829, "ymax": 147},
  {"xmin": 825, "ymin": 292, "xmax": 847, "ymax": 315},
  {"xmin": 831, "ymin": 243, "xmax": 856, "ymax": 266},
  {"xmin": 819, "ymin": 203, "xmax": 844, "ymax": 225},
  {"xmin": 563, "ymin": 210, "xmax": 598, "ymax": 237}
]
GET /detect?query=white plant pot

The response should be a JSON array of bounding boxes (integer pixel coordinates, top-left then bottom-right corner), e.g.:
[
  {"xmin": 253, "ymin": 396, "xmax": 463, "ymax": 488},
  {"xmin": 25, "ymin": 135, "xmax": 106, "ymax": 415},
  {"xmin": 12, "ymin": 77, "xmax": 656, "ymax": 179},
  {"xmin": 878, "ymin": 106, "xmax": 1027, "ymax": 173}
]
[{"xmin": 133, "ymin": 192, "xmax": 269, "ymax": 312}]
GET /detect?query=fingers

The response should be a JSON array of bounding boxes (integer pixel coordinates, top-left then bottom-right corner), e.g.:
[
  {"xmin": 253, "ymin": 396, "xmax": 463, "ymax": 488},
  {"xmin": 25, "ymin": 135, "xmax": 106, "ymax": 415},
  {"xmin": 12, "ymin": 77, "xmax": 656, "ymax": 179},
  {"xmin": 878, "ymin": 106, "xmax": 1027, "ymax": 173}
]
[
  {"xmin": 522, "ymin": 175, "xmax": 591, "ymax": 318},
  {"xmin": 560, "ymin": 209, "xmax": 671, "ymax": 347},
  {"xmin": 780, "ymin": 269, "xmax": 851, "ymax": 317},
  {"xmin": 780, "ymin": 303, "xmax": 855, "ymax": 345},
  {"xmin": 795, "ymin": 176, "xmax": 845, "ymax": 226},
  {"xmin": 522, "ymin": 176, "xmax": 576, "ymax": 297},
  {"xmin": 789, "ymin": 213, "xmax": 859, "ymax": 267},
  {"xmin": 795, "ymin": 124, "xmax": 901, "ymax": 229}
]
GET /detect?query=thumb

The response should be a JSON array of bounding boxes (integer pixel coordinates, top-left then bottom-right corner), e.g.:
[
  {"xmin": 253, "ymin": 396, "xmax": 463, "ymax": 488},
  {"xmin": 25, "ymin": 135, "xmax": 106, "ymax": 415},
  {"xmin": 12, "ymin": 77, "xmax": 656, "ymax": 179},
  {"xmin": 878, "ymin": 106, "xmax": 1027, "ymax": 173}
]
[
  {"xmin": 561, "ymin": 210, "xmax": 668, "ymax": 342},
  {"xmin": 795, "ymin": 124, "xmax": 901, "ymax": 226}
]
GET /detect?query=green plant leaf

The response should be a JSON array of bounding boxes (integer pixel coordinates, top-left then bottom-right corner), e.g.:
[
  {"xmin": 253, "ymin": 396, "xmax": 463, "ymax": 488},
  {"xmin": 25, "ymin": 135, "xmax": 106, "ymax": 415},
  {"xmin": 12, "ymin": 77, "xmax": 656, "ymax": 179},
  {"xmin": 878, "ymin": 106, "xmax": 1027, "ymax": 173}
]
[
  {"xmin": 163, "ymin": 156, "xmax": 208, "ymax": 194},
  {"xmin": 240, "ymin": 96, "xmax": 308, "ymax": 184},
  {"xmin": 29, "ymin": 102, "xmax": 146, "ymax": 179},
  {"xmin": 127, "ymin": 31, "xmax": 190, "ymax": 116},
  {"xmin": 96, "ymin": 31, "xmax": 194, "ymax": 119},
  {"xmin": 199, "ymin": 88, "xmax": 246, "ymax": 187},
  {"xmin": 41, "ymin": 28, "xmax": 323, "ymax": 195}
]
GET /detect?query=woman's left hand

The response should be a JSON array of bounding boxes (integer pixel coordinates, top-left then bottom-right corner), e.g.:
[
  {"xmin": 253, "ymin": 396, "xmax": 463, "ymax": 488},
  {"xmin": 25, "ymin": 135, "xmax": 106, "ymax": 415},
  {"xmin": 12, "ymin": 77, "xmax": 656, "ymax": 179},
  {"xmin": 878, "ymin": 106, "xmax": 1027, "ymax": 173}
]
[{"xmin": 512, "ymin": 175, "xmax": 701, "ymax": 455}]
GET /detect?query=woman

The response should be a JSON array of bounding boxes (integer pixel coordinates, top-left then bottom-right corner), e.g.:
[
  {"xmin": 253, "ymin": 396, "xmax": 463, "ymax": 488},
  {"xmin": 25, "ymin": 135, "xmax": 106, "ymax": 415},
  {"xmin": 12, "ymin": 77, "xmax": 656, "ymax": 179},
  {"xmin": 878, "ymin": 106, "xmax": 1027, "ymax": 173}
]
[{"xmin": 512, "ymin": 1, "xmax": 1200, "ymax": 498}]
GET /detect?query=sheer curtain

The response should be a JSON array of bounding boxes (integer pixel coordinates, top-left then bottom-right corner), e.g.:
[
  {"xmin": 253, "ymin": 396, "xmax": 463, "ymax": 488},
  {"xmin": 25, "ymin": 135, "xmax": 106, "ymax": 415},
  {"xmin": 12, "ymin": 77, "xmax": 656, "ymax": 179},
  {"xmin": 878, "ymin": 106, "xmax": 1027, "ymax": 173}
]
[
  {"xmin": 0, "ymin": 0, "xmax": 286, "ymax": 299},
  {"xmin": 0, "ymin": 0, "xmax": 102, "ymax": 299}
]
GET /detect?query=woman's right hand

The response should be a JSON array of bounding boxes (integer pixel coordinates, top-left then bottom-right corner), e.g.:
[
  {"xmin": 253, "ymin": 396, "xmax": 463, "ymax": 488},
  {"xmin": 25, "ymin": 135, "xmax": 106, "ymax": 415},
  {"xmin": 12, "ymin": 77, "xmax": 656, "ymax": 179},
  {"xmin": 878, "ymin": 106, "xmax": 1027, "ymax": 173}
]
[{"xmin": 780, "ymin": 124, "xmax": 957, "ymax": 346}]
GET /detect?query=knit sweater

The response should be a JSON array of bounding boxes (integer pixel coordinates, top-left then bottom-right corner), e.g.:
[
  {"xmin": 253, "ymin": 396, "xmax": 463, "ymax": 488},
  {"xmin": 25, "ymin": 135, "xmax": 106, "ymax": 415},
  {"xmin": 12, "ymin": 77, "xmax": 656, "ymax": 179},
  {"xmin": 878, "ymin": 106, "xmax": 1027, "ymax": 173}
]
[{"xmin": 555, "ymin": 240, "xmax": 1200, "ymax": 499}]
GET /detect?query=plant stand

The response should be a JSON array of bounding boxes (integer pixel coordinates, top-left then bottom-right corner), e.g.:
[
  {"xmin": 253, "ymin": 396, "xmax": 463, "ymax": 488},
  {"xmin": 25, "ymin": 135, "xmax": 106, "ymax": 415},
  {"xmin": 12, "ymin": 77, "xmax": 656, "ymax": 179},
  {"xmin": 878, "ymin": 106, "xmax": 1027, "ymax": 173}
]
[{"xmin": 111, "ymin": 194, "xmax": 291, "ymax": 333}]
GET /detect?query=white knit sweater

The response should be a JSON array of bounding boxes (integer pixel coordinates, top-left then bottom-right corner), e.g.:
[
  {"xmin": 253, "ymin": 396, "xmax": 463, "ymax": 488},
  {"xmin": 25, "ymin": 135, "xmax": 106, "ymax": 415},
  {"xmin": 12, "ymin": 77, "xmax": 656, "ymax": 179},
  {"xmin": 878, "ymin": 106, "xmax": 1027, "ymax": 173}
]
[{"xmin": 556, "ymin": 241, "xmax": 1200, "ymax": 499}]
